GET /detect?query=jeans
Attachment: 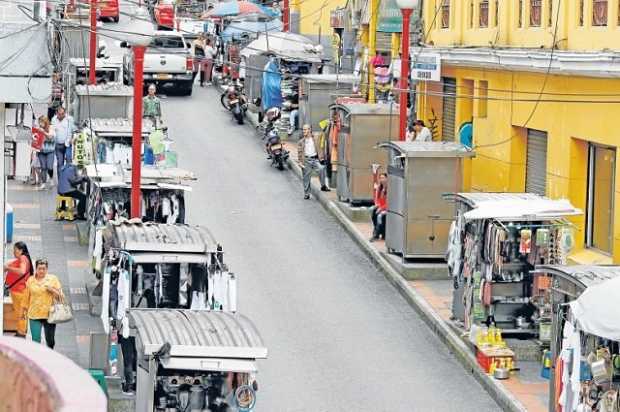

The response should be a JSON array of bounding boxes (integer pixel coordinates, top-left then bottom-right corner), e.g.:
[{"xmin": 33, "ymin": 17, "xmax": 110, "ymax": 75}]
[
  {"xmin": 303, "ymin": 157, "xmax": 326, "ymax": 195},
  {"xmin": 118, "ymin": 335, "xmax": 136, "ymax": 385},
  {"xmin": 371, "ymin": 206, "xmax": 387, "ymax": 239},
  {"xmin": 288, "ymin": 109, "xmax": 299, "ymax": 133},
  {"xmin": 55, "ymin": 144, "xmax": 67, "ymax": 173},
  {"xmin": 64, "ymin": 190, "xmax": 87, "ymax": 217},
  {"xmin": 37, "ymin": 151, "xmax": 54, "ymax": 183},
  {"xmin": 29, "ymin": 318, "xmax": 56, "ymax": 349}
]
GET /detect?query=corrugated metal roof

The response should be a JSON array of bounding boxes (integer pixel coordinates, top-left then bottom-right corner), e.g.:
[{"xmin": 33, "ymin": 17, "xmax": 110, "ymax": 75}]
[
  {"xmin": 301, "ymin": 74, "xmax": 359, "ymax": 84},
  {"xmin": 107, "ymin": 221, "xmax": 217, "ymax": 253},
  {"xmin": 330, "ymin": 102, "xmax": 401, "ymax": 116},
  {"xmin": 536, "ymin": 265, "xmax": 620, "ymax": 289},
  {"xmin": 75, "ymin": 84, "xmax": 134, "ymax": 96},
  {"xmin": 454, "ymin": 193, "xmax": 545, "ymax": 206},
  {"xmin": 129, "ymin": 309, "xmax": 267, "ymax": 359},
  {"xmin": 378, "ymin": 141, "xmax": 475, "ymax": 158},
  {"xmin": 88, "ymin": 118, "xmax": 152, "ymax": 136}
]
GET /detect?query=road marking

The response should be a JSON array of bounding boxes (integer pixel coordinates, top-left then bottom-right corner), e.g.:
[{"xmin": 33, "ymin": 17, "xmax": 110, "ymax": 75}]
[
  {"xmin": 70, "ymin": 287, "xmax": 87, "ymax": 295},
  {"xmin": 14, "ymin": 223, "xmax": 41, "ymax": 229},
  {"xmin": 67, "ymin": 260, "xmax": 89, "ymax": 268},
  {"xmin": 71, "ymin": 302, "xmax": 89, "ymax": 311},
  {"xmin": 12, "ymin": 203, "xmax": 40, "ymax": 209}
]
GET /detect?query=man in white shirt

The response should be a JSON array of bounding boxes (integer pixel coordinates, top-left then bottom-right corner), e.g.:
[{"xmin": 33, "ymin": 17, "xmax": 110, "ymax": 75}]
[
  {"xmin": 51, "ymin": 106, "xmax": 76, "ymax": 174},
  {"xmin": 297, "ymin": 124, "xmax": 329, "ymax": 199},
  {"xmin": 412, "ymin": 119, "xmax": 432, "ymax": 142}
]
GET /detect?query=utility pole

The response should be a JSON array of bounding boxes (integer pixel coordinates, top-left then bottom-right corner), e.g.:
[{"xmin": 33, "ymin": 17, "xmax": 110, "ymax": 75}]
[
  {"xmin": 89, "ymin": 0, "xmax": 97, "ymax": 85},
  {"xmin": 283, "ymin": 0, "xmax": 290, "ymax": 32}
]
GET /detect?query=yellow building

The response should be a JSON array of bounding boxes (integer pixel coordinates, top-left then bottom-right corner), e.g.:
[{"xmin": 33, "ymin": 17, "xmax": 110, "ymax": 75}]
[
  {"xmin": 417, "ymin": 0, "xmax": 620, "ymax": 264},
  {"xmin": 291, "ymin": 0, "xmax": 347, "ymax": 49}
]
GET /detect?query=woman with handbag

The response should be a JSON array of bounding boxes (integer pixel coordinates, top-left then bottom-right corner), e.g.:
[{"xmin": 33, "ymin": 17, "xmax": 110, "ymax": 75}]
[
  {"xmin": 23, "ymin": 259, "xmax": 63, "ymax": 349},
  {"xmin": 3, "ymin": 241, "xmax": 34, "ymax": 337}
]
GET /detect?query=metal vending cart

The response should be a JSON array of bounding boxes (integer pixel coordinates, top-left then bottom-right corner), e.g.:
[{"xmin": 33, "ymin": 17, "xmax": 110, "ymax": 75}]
[
  {"xmin": 71, "ymin": 84, "xmax": 134, "ymax": 124},
  {"xmin": 379, "ymin": 141, "xmax": 474, "ymax": 259},
  {"xmin": 129, "ymin": 309, "xmax": 267, "ymax": 412},
  {"xmin": 298, "ymin": 74, "xmax": 359, "ymax": 131},
  {"xmin": 332, "ymin": 103, "xmax": 399, "ymax": 204},
  {"xmin": 532, "ymin": 265, "xmax": 620, "ymax": 411}
]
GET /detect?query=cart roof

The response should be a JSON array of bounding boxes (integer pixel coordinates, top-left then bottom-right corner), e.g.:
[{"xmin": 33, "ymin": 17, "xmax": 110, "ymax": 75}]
[
  {"xmin": 105, "ymin": 220, "xmax": 218, "ymax": 253},
  {"xmin": 69, "ymin": 57, "xmax": 123, "ymax": 69},
  {"xmin": 449, "ymin": 193, "xmax": 582, "ymax": 221},
  {"xmin": 301, "ymin": 74, "xmax": 359, "ymax": 84},
  {"xmin": 534, "ymin": 265, "xmax": 620, "ymax": 289},
  {"xmin": 329, "ymin": 102, "xmax": 400, "ymax": 116},
  {"xmin": 378, "ymin": 141, "xmax": 475, "ymax": 158},
  {"xmin": 129, "ymin": 309, "xmax": 268, "ymax": 359},
  {"xmin": 86, "ymin": 164, "xmax": 197, "ymax": 185},
  {"xmin": 74, "ymin": 84, "xmax": 134, "ymax": 96},
  {"xmin": 87, "ymin": 118, "xmax": 152, "ymax": 137}
]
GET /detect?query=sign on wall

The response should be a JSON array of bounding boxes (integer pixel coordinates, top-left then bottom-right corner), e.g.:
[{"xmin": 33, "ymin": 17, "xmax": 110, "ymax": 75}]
[
  {"xmin": 410, "ymin": 52, "xmax": 441, "ymax": 82},
  {"xmin": 377, "ymin": 0, "xmax": 419, "ymax": 33}
]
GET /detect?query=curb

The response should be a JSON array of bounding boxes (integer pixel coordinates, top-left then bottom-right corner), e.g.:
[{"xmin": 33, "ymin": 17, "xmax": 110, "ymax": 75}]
[{"xmin": 230, "ymin": 87, "xmax": 526, "ymax": 411}]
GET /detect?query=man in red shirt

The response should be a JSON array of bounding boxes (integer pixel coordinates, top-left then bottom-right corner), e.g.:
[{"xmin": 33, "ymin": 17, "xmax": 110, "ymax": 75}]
[
  {"xmin": 3, "ymin": 241, "xmax": 34, "ymax": 336},
  {"xmin": 370, "ymin": 168, "xmax": 388, "ymax": 242}
]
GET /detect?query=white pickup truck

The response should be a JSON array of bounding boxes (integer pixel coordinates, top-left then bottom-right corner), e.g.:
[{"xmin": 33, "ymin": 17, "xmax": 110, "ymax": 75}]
[{"xmin": 122, "ymin": 30, "xmax": 195, "ymax": 96}]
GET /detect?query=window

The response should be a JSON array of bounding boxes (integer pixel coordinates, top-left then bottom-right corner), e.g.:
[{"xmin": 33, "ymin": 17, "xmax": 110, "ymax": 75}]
[
  {"xmin": 479, "ymin": 0, "xmax": 489, "ymax": 27},
  {"xmin": 530, "ymin": 0, "xmax": 542, "ymax": 26},
  {"xmin": 518, "ymin": 0, "xmax": 523, "ymax": 27},
  {"xmin": 477, "ymin": 80, "xmax": 488, "ymax": 118},
  {"xmin": 593, "ymin": 0, "xmax": 608, "ymax": 26},
  {"xmin": 441, "ymin": 0, "xmax": 451, "ymax": 28},
  {"xmin": 495, "ymin": 0, "xmax": 499, "ymax": 26},
  {"xmin": 548, "ymin": 0, "xmax": 553, "ymax": 27},
  {"xmin": 469, "ymin": 0, "xmax": 474, "ymax": 27},
  {"xmin": 587, "ymin": 144, "xmax": 615, "ymax": 254},
  {"xmin": 579, "ymin": 0, "xmax": 585, "ymax": 26}
]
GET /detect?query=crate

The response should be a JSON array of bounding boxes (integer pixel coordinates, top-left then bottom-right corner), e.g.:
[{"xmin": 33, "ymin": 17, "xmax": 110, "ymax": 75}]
[{"xmin": 476, "ymin": 347, "xmax": 515, "ymax": 373}]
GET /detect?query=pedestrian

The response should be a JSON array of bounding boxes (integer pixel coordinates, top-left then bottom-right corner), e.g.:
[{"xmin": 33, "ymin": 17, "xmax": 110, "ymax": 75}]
[
  {"xmin": 203, "ymin": 38, "xmax": 216, "ymax": 85},
  {"xmin": 47, "ymin": 72, "xmax": 63, "ymax": 121},
  {"xmin": 3, "ymin": 241, "xmax": 34, "ymax": 337},
  {"xmin": 297, "ymin": 124, "xmax": 330, "ymax": 200},
  {"xmin": 405, "ymin": 124, "xmax": 415, "ymax": 141},
  {"xmin": 58, "ymin": 162, "xmax": 88, "ymax": 220},
  {"xmin": 369, "ymin": 167, "xmax": 388, "ymax": 242},
  {"xmin": 411, "ymin": 119, "xmax": 432, "ymax": 142},
  {"xmin": 23, "ymin": 258, "xmax": 62, "ymax": 349},
  {"xmin": 143, "ymin": 84, "xmax": 161, "ymax": 128},
  {"xmin": 192, "ymin": 34, "xmax": 206, "ymax": 86},
  {"xmin": 36, "ymin": 115, "xmax": 56, "ymax": 190},
  {"xmin": 51, "ymin": 106, "xmax": 76, "ymax": 174}
]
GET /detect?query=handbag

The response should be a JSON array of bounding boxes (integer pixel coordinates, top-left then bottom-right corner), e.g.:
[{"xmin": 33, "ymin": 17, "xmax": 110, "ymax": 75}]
[{"xmin": 48, "ymin": 291, "xmax": 73, "ymax": 324}]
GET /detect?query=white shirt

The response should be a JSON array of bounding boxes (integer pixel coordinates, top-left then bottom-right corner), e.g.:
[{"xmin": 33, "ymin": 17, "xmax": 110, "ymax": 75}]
[
  {"xmin": 415, "ymin": 127, "xmax": 432, "ymax": 142},
  {"xmin": 204, "ymin": 45, "xmax": 216, "ymax": 59},
  {"xmin": 52, "ymin": 115, "xmax": 75, "ymax": 145},
  {"xmin": 304, "ymin": 136, "xmax": 317, "ymax": 157}
]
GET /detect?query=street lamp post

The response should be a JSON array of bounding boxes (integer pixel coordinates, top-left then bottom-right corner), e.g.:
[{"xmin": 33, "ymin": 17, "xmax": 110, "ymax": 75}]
[
  {"xmin": 116, "ymin": 8, "xmax": 155, "ymax": 218},
  {"xmin": 283, "ymin": 0, "xmax": 290, "ymax": 32},
  {"xmin": 395, "ymin": 0, "xmax": 419, "ymax": 141},
  {"xmin": 89, "ymin": 0, "xmax": 97, "ymax": 85}
]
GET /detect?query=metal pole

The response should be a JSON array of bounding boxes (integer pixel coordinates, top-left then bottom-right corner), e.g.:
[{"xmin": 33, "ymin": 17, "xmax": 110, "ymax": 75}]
[
  {"xmin": 283, "ymin": 0, "xmax": 290, "ymax": 32},
  {"xmin": 399, "ymin": 8, "xmax": 412, "ymax": 141},
  {"xmin": 131, "ymin": 45, "xmax": 145, "ymax": 219},
  {"xmin": 89, "ymin": 0, "xmax": 97, "ymax": 85},
  {"xmin": 368, "ymin": 0, "xmax": 378, "ymax": 103}
]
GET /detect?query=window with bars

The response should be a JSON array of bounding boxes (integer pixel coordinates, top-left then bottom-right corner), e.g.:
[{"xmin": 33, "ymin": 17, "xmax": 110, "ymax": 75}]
[
  {"xmin": 530, "ymin": 0, "xmax": 542, "ymax": 26},
  {"xmin": 593, "ymin": 0, "xmax": 608, "ymax": 26},
  {"xmin": 441, "ymin": 0, "xmax": 451, "ymax": 28},
  {"xmin": 518, "ymin": 0, "xmax": 523, "ymax": 27},
  {"xmin": 480, "ymin": 0, "xmax": 489, "ymax": 27},
  {"xmin": 579, "ymin": 0, "xmax": 584, "ymax": 26}
]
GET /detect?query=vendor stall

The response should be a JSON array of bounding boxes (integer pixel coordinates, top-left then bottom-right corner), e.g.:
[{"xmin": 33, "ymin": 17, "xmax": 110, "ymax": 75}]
[
  {"xmin": 444, "ymin": 193, "xmax": 582, "ymax": 337},
  {"xmin": 299, "ymin": 74, "xmax": 359, "ymax": 132},
  {"xmin": 71, "ymin": 84, "xmax": 134, "ymax": 124},
  {"xmin": 378, "ymin": 141, "xmax": 474, "ymax": 259},
  {"xmin": 533, "ymin": 265, "xmax": 620, "ymax": 411},
  {"xmin": 331, "ymin": 102, "xmax": 398, "ymax": 204}
]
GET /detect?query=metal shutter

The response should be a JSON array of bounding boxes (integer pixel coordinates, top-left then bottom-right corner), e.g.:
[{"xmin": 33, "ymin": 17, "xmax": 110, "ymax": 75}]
[
  {"xmin": 526, "ymin": 129, "xmax": 548, "ymax": 196},
  {"xmin": 442, "ymin": 77, "xmax": 456, "ymax": 141}
]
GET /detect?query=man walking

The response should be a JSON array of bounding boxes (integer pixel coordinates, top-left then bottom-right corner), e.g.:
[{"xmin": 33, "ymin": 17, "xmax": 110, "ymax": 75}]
[
  {"xmin": 143, "ymin": 84, "xmax": 161, "ymax": 127},
  {"xmin": 297, "ymin": 124, "xmax": 330, "ymax": 200},
  {"xmin": 51, "ymin": 106, "xmax": 75, "ymax": 175}
]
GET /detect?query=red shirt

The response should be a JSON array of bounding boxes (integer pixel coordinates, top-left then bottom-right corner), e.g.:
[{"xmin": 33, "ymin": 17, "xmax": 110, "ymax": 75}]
[
  {"xmin": 5, "ymin": 255, "xmax": 31, "ymax": 293},
  {"xmin": 374, "ymin": 185, "xmax": 387, "ymax": 211}
]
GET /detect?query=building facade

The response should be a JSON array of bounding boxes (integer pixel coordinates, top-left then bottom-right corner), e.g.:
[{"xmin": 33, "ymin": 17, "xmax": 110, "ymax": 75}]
[{"xmin": 417, "ymin": 0, "xmax": 620, "ymax": 264}]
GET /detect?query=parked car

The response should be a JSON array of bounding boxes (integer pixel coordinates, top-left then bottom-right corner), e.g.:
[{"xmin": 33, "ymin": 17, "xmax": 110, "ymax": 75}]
[
  {"xmin": 82, "ymin": 0, "xmax": 119, "ymax": 22},
  {"xmin": 122, "ymin": 31, "xmax": 194, "ymax": 96},
  {"xmin": 153, "ymin": 0, "xmax": 175, "ymax": 29}
]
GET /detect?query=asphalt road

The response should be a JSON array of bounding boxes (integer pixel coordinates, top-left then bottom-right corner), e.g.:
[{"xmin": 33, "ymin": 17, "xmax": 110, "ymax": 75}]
[{"xmin": 150, "ymin": 84, "xmax": 500, "ymax": 411}]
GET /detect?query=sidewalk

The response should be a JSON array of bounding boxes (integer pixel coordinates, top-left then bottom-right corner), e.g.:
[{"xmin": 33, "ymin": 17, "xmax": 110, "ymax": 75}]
[
  {"xmin": 242, "ymin": 108, "xmax": 548, "ymax": 412},
  {"xmin": 5, "ymin": 179, "xmax": 101, "ymax": 368}
]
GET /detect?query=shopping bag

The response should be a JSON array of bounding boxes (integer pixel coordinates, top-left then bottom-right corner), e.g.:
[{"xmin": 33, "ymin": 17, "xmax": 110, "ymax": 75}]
[
  {"xmin": 48, "ymin": 292, "xmax": 73, "ymax": 324},
  {"xmin": 31, "ymin": 127, "xmax": 45, "ymax": 150}
]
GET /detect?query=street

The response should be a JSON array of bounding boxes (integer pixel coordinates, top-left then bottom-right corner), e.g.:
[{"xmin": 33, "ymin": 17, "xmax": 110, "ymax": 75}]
[{"xmin": 159, "ymin": 86, "xmax": 499, "ymax": 411}]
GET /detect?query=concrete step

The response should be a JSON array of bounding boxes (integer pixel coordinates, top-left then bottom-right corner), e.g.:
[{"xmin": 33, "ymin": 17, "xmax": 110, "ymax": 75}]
[
  {"xmin": 335, "ymin": 201, "xmax": 372, "ymax": 222},
  {"xmin": 381, "ymin": 252, "xmax": 450, "ymax": 280}
]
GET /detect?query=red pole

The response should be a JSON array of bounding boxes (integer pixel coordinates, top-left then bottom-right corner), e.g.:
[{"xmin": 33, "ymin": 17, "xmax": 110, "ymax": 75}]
[
  {"xmin": 399, "ymin": 8, "xmax": 412, "ymax": 141},
  {"xmin": 131, "ymin": 45, "xmax": 145, "ymax": 219},
  {"xmin": 283, "ymin": 0, "xmax": 289, "ymax": 32},
  {"xmin": 89, "ymin": 0, "xmax": 97, "ymax": 85}
]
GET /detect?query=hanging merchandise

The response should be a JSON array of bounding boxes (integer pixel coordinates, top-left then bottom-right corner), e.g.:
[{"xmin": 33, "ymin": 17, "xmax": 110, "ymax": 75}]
[
  {"xmin": 519, "ymin": 229, "xmax": 532, "ymax": 254},
  {"xmin": 536, "ymin": 228, "xmax": 550, "ymax": 246},
  {"xmin": 73, "ymin": 129, "xmax": 94, "ymax": 166}
]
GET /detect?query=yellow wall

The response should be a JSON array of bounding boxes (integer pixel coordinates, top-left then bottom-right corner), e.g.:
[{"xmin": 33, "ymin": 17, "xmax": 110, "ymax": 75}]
[
  {"xmin": 417, "ymin": 66, "xmax": 620, "ymax": 263},
  {"xmin": 424, "ymin": 0, "xmax": 620, "ymax": 51},
  {"xmin": 296, "ymin": 0, "xmax": 347, "ymax": 37}
]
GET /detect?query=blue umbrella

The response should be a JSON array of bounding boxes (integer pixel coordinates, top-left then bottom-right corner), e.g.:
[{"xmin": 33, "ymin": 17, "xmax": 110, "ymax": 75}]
[{"xmin": 222, "ymin": 19, "xmax": 283, "ymax": 42}]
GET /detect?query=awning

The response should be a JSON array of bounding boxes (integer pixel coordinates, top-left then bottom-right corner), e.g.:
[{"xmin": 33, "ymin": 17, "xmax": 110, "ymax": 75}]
[
  {"xmin": 129, "ymin": 309, "xmax": 268, "ymax": 360},
  {"xmin": 570, "ymin": 276, "xmax": 620, "ymax": 341}
]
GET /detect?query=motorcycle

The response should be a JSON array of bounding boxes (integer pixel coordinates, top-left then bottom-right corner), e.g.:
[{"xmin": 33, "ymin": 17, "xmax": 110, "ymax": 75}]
[
  {"xmin": 258, "ymin": 106, "xmax": 281, "ymax": 138},
  {"xmin": 265, "ymin": 129, "xmax": 289, "ymax": 171},
  {"xmin": 221, "ymin": 83, "xmax": 247, "ymax": 125}
]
